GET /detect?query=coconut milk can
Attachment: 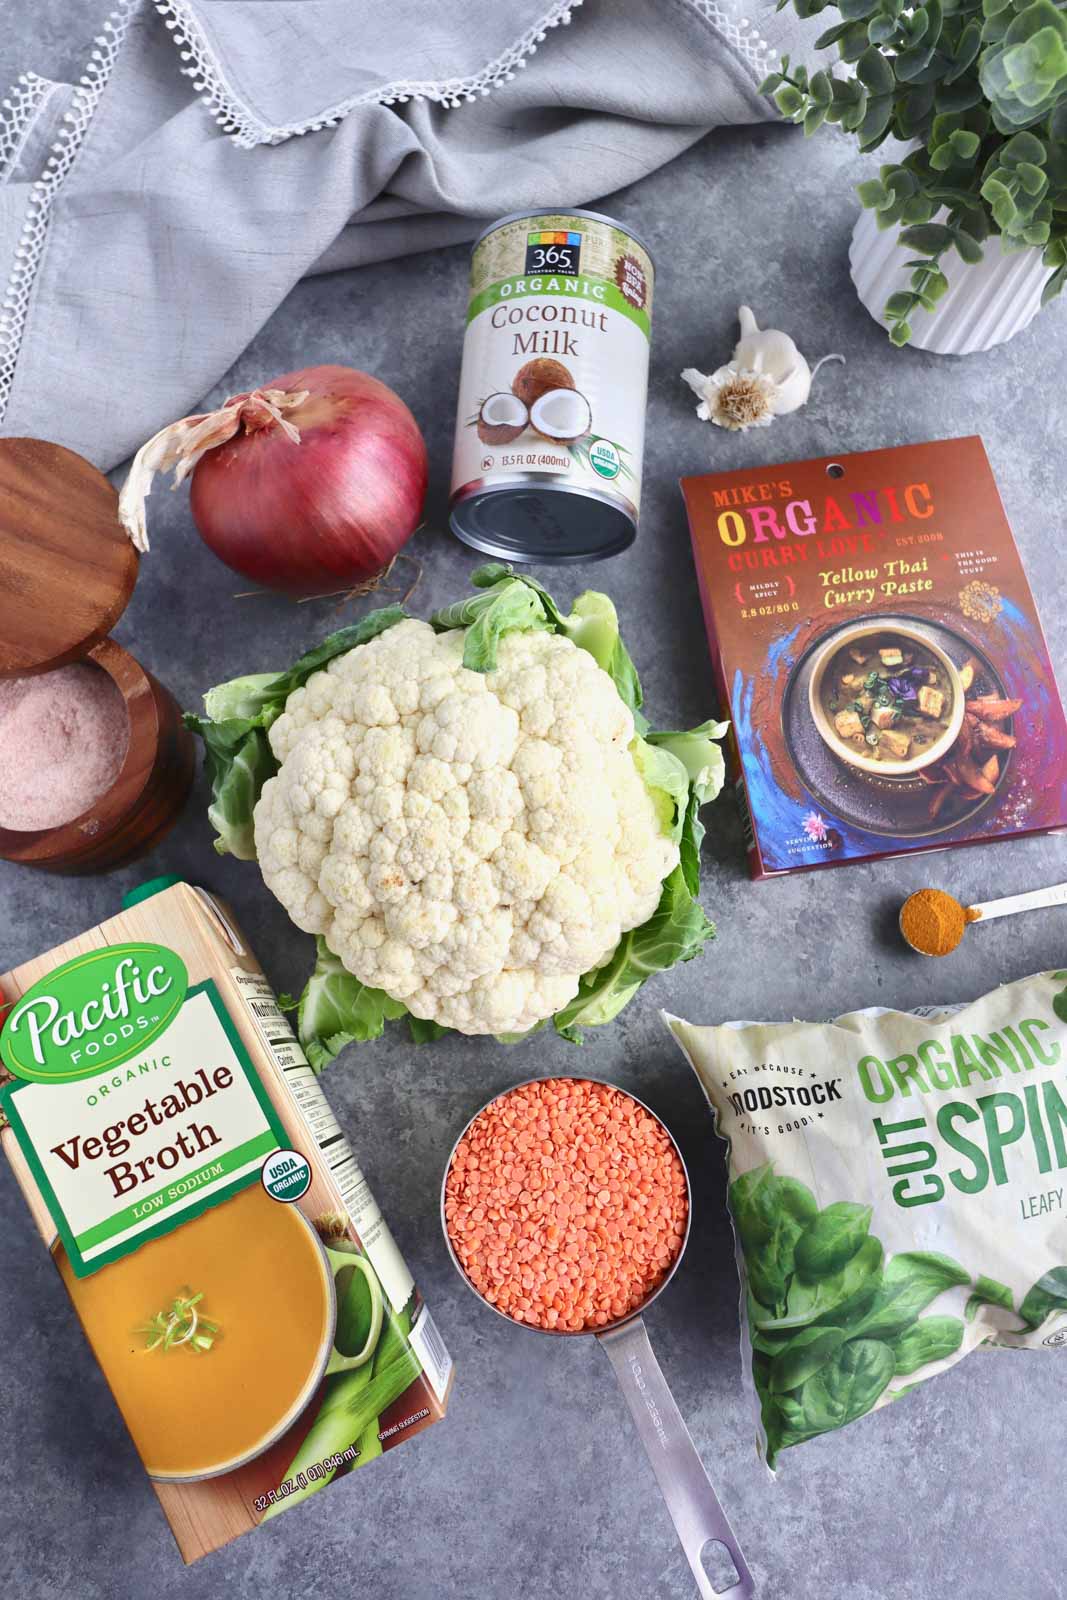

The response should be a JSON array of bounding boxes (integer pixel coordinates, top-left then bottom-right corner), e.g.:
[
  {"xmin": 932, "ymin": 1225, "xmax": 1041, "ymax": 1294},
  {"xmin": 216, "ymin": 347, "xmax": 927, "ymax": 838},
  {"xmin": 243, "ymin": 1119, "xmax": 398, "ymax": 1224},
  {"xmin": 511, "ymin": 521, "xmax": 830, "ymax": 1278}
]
[{"xmin": 449, "ymin": 210, "xmax": 654, "ymax": 564}]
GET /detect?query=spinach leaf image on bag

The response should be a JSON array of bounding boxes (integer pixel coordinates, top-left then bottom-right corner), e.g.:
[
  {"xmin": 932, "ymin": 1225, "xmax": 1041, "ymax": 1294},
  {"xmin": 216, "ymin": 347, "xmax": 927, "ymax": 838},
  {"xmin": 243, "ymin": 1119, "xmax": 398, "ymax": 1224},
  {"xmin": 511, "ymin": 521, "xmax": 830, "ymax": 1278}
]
[
  {"xmin": 793, "ymin": 1202, "xmax": 873, "ymax": 1281},
  {"xmin": 965, "ymin": 1275, "xmax": 1015, "ymax": 1322},
  {"xmin": 729, "ymin": 1166, "xmax": 970, "ymax": 1464},
  {"xmin": 665, "ymin": 971, "xmax": 1067, "ymax": 1468},
  {"xmin": 891, "ymin": 1317, "xmax": 965, "ymax": 1376},
  {"xmin": 1019, "ymin": 1267, "xmax": 1067, "ymax": 1330}
]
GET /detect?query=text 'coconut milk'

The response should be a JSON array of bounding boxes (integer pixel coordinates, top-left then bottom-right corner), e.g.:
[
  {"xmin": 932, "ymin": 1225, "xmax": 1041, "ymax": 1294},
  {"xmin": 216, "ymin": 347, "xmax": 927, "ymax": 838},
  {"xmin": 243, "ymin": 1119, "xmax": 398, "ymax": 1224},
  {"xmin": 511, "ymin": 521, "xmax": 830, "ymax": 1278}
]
[{"xmin": 449, "ymin": 210, "xmax": 654, "ymax": 564}]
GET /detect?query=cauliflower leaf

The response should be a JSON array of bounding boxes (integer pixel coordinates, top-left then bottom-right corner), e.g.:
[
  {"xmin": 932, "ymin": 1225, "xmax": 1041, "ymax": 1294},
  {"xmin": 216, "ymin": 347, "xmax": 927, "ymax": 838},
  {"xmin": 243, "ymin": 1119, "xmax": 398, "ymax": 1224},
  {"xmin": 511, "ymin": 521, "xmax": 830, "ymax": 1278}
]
[
  {"xmin": 647, "ymin": 720, "xmax": 730, "ymax": 894},
  {"xmin": 198, "ymin": 721, "xmax": 276, "ymax": 861},
  {"xmin": 565, "ymin": 590, "xmax": 644, "ymax": 724},
  {"xmin": 631, "ymin": 737, "xmax": 691, "ymax": 845},
  {"xmin": 432, "ymin": 566, "xmax": 644, "ymax": 720},
  {"xmin": 429, "ymin": 571, "xmax": 552, "ymax": 668},
  {"xmin": 552, "ymin": 865, "xmax": 715, "ymax": 1043},
  {"xmin": 290, "ymin": 938, "xmax": 408, "ymax": 1070}
]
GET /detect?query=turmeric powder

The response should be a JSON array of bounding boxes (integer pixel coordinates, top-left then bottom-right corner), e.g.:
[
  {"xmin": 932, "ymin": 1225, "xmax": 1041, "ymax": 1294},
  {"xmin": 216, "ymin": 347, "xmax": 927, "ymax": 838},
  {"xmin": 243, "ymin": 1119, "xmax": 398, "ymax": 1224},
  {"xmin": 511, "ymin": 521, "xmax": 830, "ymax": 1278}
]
[{"xmin": 899, "ymin": 887, "xmax": 980, "ymax": 956}]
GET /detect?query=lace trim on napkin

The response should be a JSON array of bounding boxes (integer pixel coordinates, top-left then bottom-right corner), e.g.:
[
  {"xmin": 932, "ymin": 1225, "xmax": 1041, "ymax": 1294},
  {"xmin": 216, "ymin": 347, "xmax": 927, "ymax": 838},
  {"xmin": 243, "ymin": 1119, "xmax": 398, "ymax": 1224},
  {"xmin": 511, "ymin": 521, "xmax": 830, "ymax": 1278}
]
[
  {"xmin": 687, "ymin": 0, "xmax": 778, "ymax": 81},
  {"xmin": 0, "ymin": 73, "xmax": 59, "ymax": 183},
  {"xmin": 0, "ymin": 0, "xmax": 778, "ymax": 425},
  {"xmin": 0, "ymin": 3, "xmax": 138, "ymax": 423},
  {"xmin": 154, "ymin": 0, "xmax": 588, "ymax": 146},
  {"xmin": 155, "ymin": 0, "xmax": 777, "ymax": 147}
]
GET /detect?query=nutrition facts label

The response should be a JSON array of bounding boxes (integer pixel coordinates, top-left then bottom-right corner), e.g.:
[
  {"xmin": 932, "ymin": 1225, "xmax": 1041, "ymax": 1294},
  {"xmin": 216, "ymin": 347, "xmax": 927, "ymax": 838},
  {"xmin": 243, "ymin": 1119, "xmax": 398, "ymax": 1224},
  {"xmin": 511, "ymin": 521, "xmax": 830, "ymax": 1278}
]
[
  {"xmin": 409, "ymin": 1303, "xmax": 454, "ymax": 1403},
  {"xmin": 230, "ymin": 968, "xmax": 415, "ymax": 1313}
]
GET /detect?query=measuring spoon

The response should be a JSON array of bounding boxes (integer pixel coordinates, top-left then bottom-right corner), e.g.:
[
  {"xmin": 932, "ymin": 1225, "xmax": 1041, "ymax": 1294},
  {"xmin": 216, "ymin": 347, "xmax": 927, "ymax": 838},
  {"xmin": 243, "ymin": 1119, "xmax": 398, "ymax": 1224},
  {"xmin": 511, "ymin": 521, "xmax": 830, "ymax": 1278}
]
[{"xmin": 900, "ymin": 880, "xmax": 1067, "ymax": 955}]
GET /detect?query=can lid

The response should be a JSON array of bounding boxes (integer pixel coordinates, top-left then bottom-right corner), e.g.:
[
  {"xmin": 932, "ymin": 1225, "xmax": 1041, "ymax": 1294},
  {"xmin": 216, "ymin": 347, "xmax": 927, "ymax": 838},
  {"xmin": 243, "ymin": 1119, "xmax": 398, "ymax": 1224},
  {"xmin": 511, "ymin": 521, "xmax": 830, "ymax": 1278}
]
[
  {"xmin": 450, "ymin": 481, "xmax": 636, "ymax": 565},
  {"xmin": 122, "ymin": 873, "xmax": 185, "ymax": 910},
  {"xmin": 0, "ymin": 438, "xmax": 138, "ymax": 678}
]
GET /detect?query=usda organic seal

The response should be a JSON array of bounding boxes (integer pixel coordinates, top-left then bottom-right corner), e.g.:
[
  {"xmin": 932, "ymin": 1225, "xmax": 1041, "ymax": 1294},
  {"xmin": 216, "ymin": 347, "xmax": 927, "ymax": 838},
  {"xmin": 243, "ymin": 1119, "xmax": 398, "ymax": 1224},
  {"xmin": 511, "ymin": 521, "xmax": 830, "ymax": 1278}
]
[
  {"xmin": 588, "ymin": 438, "xmax": 621, "ymax": 480},
  {"xmin": 261, "ymin": 1147, "xmax": 313, "ymax": 1203}
]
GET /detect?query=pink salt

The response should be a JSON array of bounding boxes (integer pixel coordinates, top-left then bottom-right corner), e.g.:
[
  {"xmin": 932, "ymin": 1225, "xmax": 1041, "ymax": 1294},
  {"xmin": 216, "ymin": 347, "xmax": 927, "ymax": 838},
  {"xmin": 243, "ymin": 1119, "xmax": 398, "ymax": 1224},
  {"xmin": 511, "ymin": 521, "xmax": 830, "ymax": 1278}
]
[{"xmin": 0, "ymin": 663, "xmax": 129, "ymax": 831}]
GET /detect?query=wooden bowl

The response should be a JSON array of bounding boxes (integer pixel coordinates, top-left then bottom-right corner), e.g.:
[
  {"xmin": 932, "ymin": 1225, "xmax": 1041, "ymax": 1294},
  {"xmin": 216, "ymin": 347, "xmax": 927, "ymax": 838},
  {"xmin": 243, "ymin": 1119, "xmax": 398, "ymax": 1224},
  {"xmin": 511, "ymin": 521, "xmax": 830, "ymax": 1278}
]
[{"xmin": 0, "ymin": 639, "xmax": 195, "ymax": 873}]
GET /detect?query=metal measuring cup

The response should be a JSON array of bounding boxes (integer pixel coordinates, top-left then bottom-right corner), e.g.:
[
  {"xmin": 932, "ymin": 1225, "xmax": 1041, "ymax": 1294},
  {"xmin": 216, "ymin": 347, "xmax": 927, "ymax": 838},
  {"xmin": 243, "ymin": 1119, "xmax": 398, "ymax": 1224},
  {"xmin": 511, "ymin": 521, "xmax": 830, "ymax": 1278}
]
[{"xmin": 440, "ymin": 1076, "xmax": 754, "ymax": 1600}]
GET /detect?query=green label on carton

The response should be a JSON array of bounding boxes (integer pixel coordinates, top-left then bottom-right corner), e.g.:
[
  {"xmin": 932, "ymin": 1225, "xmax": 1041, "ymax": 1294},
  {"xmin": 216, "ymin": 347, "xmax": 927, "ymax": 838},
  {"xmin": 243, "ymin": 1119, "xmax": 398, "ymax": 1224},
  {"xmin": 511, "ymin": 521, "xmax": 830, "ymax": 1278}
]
[{"xmin": 0, "ymin": 975, "xmax": 286, "ymax": 1277}]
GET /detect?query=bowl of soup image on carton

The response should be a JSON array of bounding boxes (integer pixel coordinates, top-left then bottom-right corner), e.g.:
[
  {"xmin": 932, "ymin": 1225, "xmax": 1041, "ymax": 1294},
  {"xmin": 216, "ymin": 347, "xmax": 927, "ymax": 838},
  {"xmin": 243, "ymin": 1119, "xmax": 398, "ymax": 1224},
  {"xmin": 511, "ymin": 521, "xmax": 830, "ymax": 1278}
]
[
  {"xmin": 53, "ymin": 1184, "xmax": 339, "ymax": 1483},
  {"xmin": 808, "ymin": 619, "xmax": 965, "ymax": 779}
]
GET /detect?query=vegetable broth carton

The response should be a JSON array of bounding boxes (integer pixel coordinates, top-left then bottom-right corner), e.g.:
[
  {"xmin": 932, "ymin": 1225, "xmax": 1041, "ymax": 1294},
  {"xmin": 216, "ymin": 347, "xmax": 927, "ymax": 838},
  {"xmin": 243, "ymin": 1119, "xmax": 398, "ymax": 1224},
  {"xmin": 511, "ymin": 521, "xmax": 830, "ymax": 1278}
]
[
  {"xmin": 681, "ymin": 436, "xmax": 1067, "ymax": 876},
  {"xmin": 0, "ymin": 880, "xmax": 452, "ymax": 1562}
]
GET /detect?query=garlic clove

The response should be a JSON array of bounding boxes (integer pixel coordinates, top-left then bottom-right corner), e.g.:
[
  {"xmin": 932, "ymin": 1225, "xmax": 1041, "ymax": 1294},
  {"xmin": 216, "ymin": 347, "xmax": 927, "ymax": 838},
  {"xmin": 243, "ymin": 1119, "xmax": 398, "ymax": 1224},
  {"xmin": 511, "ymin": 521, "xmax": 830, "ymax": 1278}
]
[
  {"xmin": 737, "ymin": 305, "xmax": 760, "ymax": 341},
  {"xmin": 766, "ymin": 356, "xmax": 815, "ymax": 416},
  {"xmin": 734, "ymin": 316, "xmax": 803, "ymax": 377},
  {"xmin": 733, "ymin": 306, "xmax": 813, "ymax": 414}
]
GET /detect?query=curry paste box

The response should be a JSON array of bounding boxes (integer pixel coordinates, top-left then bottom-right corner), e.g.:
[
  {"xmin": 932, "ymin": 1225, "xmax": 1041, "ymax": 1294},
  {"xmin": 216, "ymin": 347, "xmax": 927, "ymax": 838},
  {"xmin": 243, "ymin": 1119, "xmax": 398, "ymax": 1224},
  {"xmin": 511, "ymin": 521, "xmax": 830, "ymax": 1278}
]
[
  {"xmin": 681, "ymin": 436, "xmax": 1067, "ymax": 877},
  {"xmin": 0, "ymin": 881, "xmax": 453, "ymax": 1562}
]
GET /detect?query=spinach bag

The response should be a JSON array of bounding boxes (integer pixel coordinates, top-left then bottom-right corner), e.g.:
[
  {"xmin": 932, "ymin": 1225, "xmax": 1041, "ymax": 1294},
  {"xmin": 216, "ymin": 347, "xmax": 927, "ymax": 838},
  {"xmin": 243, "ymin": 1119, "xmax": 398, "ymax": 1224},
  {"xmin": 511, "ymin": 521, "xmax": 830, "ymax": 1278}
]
[{"xmin": 665, "ymin": 970, "xmax": 1067, "ymax": 1468}]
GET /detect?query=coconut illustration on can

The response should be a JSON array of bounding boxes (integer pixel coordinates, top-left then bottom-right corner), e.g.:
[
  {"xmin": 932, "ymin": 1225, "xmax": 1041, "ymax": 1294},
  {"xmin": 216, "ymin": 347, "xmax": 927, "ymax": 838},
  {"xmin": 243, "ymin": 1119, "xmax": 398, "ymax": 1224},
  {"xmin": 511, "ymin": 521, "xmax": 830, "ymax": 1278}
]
[
  {"xmin": 509, "ymin": 359, "xmax": 593, "ymax": 447},
  {"xmin": 450, "ymin": 210, "xmax": 654, "ymax": 564},
  {"xmin": 511, "ymin": 357, "xmax": 575, "ymax": 409},
  {"xmin": 529, "ymin": 386, "xmax": 592, "ymax": 445},
  {"xmin": 476, "ymin": 392, "xmax": 528, "ymax": 446}
]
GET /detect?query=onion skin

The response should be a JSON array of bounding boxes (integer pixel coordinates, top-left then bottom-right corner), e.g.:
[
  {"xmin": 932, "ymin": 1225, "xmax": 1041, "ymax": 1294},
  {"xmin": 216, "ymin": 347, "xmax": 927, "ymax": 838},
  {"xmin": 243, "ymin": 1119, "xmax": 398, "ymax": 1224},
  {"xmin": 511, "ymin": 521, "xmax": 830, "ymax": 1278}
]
[{"xmin": 189, "ymin": 364, "xmax": 428, "ymax": 596}]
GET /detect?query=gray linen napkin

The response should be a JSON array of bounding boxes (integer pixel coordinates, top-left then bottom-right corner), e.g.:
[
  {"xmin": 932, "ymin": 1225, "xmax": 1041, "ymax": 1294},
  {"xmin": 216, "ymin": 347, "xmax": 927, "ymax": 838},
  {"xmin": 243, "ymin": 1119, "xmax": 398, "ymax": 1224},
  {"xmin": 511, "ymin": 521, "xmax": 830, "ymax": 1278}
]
[{"xmin": 0, "ymin": 0, "xmax": 811, "ymax": 471}]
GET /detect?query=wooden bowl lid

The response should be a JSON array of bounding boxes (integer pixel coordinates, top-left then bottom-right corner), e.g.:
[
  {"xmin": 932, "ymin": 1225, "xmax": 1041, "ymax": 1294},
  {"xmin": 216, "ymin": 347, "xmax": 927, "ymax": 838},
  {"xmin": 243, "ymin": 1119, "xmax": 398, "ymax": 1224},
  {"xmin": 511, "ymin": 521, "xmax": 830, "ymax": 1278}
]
[{"xmin": 0, "ymin": 437, "xmax": 138, "ymax": 676}]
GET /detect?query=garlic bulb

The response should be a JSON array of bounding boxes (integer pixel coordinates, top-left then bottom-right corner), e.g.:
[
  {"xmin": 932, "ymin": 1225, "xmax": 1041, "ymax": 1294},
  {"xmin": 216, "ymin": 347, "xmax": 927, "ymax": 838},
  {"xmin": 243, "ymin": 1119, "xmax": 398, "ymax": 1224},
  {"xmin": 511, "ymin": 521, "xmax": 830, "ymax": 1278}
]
[{"xmin": 682, "ymin": 306, "xmax": 843, "ymax": 431}]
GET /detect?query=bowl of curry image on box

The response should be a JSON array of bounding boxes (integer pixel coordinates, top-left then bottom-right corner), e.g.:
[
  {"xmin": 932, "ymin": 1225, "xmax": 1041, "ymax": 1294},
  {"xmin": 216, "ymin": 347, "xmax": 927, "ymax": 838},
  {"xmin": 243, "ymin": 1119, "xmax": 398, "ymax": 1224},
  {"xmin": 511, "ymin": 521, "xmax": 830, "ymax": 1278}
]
[{"xmin": 782, "ymin": 612, "xmax": 1018, "ymax": 839}]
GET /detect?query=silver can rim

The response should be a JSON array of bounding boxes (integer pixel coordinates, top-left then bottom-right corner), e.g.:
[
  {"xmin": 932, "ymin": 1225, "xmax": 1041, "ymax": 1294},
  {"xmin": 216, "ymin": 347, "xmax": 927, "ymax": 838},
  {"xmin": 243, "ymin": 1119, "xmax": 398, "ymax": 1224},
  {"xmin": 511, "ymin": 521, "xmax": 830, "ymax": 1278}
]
[
  {"xmin": 449, "ymin": 473, "xmax": 638, "ymax": 565},
  {"xmin": 470, "ymin": 207, "xmax": 655, "ymax": 270}
]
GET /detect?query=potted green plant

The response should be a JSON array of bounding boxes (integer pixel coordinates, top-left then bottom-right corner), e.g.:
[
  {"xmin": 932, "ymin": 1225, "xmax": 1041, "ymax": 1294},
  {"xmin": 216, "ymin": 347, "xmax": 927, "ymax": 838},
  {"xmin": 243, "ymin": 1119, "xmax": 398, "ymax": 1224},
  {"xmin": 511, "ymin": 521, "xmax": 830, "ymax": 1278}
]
[{"xmin": 761, "ymin": 0, "xmax": 1067, "ymax": 351}]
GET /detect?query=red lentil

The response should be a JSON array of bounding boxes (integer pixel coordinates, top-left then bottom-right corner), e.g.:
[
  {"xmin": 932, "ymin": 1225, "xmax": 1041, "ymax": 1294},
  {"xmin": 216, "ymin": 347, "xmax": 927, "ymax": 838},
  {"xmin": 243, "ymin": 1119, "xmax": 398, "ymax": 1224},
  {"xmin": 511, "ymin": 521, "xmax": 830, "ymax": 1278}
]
[{"xmin": 444, "ymin": 1077, "xmax": 688, "ymax": 1333}]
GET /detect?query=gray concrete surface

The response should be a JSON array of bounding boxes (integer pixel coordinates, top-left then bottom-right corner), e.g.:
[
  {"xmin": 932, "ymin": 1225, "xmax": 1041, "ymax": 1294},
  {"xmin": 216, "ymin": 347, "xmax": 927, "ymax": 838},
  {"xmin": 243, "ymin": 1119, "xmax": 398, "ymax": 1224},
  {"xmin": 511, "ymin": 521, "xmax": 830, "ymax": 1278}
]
[{"xmin": 1, "ymin": 8, "xmax": 1065, "ymax": 1600}]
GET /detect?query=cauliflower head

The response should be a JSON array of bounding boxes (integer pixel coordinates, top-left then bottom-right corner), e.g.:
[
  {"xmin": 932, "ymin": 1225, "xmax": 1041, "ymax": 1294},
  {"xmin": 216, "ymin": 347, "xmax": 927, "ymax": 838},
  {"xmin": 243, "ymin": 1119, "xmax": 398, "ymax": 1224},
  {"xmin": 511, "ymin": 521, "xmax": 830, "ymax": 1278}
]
[
  {"xmin": 188, "ymin": 564, "xmax": 726, "ymax": 1059},
  {"xmin": 253, "ymin": 619, "xmax": 677, "ymax": 1036}
]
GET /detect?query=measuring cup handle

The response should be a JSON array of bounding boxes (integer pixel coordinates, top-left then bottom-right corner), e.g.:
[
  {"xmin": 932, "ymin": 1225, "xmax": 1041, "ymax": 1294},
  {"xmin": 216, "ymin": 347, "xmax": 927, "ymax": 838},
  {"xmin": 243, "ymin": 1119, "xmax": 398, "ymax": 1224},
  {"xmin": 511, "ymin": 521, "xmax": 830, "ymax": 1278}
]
[{"xmin": 598, "ymin": 1318, "xmax": 754, "ymax": 1600}]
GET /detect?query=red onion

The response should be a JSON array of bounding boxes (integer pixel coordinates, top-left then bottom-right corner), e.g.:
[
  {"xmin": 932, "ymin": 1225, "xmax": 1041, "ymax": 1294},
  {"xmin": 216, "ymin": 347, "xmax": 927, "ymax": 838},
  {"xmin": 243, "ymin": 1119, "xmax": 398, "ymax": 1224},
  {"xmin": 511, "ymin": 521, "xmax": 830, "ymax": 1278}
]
[{"xmin": 118, "ymin": 364, "xmax": 428, "ymax": 597}]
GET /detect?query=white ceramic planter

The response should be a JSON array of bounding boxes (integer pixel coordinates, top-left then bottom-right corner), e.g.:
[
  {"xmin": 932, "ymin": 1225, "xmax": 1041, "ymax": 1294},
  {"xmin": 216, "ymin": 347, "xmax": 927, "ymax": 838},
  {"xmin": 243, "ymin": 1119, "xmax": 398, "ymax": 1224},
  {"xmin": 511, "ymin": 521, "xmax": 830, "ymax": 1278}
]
[{"xmin": 849, "ymin": 205, "xmax": 1054, "ymax": 354}]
